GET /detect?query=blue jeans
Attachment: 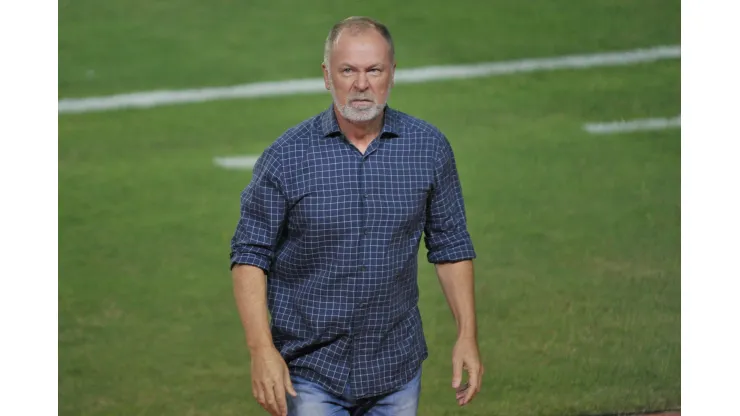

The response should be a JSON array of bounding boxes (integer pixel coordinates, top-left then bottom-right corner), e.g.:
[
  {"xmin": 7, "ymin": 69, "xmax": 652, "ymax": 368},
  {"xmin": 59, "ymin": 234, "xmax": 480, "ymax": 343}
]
[{"xmin": 286, "ymin": 368, "xmax": 422, "ymax": 416}]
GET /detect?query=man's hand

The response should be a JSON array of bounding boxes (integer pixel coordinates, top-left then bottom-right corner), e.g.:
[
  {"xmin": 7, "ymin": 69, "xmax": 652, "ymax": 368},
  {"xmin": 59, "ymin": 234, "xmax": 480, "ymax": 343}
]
[
  {"xmin": 451, "ymin": 336, "xmax": 484, "ymax": 406},
  {"xmin": 250, "ymin": 345, "xmax": 297, "ymax": 416},
  {"xmin": 232, "ymin": 265, "xmax": 296, "ymax": 414}
]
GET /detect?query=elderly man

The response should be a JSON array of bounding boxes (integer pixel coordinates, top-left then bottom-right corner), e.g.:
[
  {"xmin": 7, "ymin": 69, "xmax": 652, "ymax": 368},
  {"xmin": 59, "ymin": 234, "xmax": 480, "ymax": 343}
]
[{"xmin": 230, "ymin": 16, "xmax": 483, "ymax": 416}]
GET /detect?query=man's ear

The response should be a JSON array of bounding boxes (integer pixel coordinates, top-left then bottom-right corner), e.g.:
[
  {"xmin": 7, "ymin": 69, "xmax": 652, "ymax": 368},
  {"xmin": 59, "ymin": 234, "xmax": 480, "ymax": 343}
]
[
  {"xmin": 391, "ymin": 61, "xmax": 397, "ymax": 87},
  {"xmin": 322, "ymin": 63, "xmax": 331, "ymax": 91}
]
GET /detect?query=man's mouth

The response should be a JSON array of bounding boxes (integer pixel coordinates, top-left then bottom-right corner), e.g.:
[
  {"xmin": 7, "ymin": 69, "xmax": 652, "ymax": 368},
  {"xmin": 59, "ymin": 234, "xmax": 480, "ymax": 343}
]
[{"xmin": 350, "ymin": 99, "xmax": 374, "ymax": 108}]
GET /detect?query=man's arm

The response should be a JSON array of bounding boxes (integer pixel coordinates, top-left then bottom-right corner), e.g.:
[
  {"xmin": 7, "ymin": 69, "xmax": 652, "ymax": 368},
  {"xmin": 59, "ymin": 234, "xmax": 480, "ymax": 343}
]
[
  {"xmin": 232, "ymin": 264, "xmax": 274, "ymax": 351},
  {"xmin": 229, "ymin": 148, "xmax": 295, "ymax": 416},
  {"xmin": 435, "ymin": 260, "xmax": 477, "ymax": 339},
  {"xmin": 232, "ymin": 264, "xmax": 296, "ymax": 416},
  {"xmin": 424, "ymin": 135, "xmax": 482, "ymax": 407},
  {"xmin": 435, "ymin": 260, "xmax": 483, "ymax": 407}
]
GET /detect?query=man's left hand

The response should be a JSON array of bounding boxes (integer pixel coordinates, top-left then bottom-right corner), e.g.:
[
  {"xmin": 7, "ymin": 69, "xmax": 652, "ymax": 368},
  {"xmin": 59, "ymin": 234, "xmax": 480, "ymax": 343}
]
[{"xmin": 451, "ymin": 336, "xmax": 483, "ymax": 406}]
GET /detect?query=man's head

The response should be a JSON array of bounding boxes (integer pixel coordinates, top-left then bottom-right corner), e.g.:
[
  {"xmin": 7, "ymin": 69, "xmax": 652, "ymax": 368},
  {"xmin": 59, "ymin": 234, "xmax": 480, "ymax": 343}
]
[{"xmin": 322, "ymin": 17, "xmax": 396, "ymax": 123}]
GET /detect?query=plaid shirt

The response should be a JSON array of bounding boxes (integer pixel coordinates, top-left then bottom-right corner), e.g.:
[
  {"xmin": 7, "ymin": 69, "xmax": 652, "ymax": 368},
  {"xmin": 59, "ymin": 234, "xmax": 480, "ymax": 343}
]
[{"xmin": 230, "ymin": 104, "xmax": 476, "ymax": 399}]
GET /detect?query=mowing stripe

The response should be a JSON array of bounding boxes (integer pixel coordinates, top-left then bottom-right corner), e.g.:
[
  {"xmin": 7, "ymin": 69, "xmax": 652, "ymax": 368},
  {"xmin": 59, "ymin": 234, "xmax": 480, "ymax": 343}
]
[
  {"xmin": 213, "ymin": 155, "xmax": 260, "ymax": 170},
  {"xmin": 59, "ymin": 45, "xmax": 680, "ymax": 114},
  {"xmin": 583, "ymin": 116, "xmax": 681, "ymax": 134}
]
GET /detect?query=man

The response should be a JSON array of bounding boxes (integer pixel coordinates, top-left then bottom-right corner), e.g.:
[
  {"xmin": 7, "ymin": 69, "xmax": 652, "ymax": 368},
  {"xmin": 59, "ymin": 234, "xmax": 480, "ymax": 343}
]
[{"xmin": 230, "ymin": 16, "xmax": 483, "ymax": 416}]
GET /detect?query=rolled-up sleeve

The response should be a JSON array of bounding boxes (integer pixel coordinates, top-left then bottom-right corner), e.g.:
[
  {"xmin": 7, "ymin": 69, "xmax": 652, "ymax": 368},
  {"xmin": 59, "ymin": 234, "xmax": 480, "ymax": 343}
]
[
  {"xmin": 230, "ymin": 148, "xmax": 287, "ymax": 272},
  {"xmin": 424, "ymin": 136, "xmax": 477, "ymax": 263}
]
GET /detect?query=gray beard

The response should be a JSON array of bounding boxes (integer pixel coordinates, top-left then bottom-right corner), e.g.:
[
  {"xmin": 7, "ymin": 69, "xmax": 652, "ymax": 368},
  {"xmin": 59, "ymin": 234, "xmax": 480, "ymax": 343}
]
[{"xmin": 329, "ymin": 83, "xmax": 389, "ymax": 122}]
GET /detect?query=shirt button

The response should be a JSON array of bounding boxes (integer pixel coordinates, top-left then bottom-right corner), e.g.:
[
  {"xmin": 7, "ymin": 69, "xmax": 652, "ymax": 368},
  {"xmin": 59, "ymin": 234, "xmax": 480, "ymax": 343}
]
[{"xmin": 360, "ymin": 265, "xmax": 366, "ymax": 271}]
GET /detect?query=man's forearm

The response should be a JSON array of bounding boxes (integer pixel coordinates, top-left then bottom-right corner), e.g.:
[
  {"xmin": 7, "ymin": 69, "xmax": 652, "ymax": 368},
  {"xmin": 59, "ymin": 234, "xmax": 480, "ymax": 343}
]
[
  {"xmin": 435, "ymin": 260, "xmax": 477, "ymax": 339},
  {"xmin": 232, "ymin": 264, "xmax": 274, "ymax": 350}
]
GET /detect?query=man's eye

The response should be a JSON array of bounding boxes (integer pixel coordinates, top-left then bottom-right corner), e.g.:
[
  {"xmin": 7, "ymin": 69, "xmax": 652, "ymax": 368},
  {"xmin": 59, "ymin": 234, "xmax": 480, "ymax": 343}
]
[{"xmin": 342, "ymin": 68, "xmax": 352, "ymax": 74}]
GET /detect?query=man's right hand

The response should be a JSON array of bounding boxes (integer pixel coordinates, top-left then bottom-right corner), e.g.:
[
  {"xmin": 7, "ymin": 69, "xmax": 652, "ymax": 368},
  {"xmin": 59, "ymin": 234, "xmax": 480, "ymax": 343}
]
[{"xmin": 250, "ymin": 345, "xmax": 297, "ymax": 416}]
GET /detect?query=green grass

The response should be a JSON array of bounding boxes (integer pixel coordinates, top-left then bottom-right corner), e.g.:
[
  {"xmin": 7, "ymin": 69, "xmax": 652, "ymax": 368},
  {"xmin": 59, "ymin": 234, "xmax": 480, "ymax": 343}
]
[
  {"xmin": 59, "ymin": 0, "xmax": 680, "ymax": 98},
  {"xmin": 59, "ymin": 1, "xmax": 680, "ymax": 415}
]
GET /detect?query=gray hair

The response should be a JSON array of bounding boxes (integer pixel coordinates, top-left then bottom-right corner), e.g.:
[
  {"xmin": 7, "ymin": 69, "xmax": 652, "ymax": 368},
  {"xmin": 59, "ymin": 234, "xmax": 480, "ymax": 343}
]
[{"xmin": 323, "ymin": 16, "xmax": 395, "ymax": 70}]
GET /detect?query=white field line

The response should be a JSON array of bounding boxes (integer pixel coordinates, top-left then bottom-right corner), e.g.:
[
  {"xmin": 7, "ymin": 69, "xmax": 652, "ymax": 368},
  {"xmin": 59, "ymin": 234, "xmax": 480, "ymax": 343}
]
[
  {"xmin": 213, "ymin": 155, "xmax": 260, "ymax": 170},
  {"xmin": 216, "ymin": 115, "xmax": 682, "ymax": 170},
  {"xmin": 59, "ymin": 45, "xmax": 680, "ymax": 114},
  {"xmin": 583, "ymin": 116, "xmax": 681, "ymax": 134}
]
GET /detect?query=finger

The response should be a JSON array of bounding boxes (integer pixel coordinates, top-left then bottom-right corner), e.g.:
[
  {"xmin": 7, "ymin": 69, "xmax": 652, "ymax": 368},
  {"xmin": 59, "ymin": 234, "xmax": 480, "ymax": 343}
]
[
  {"xmin": 262, "ymin": 382, "xmax": 278, "ymax": 415},
  {"xmin": 254, "ymin": 384, "xmax": 266, "ymax": 410},
  {"xmin": 455, "ymin": 382, "xmax": 469, "ymax": 396},
  {"xmin": 455, "ymin": 381, "xmax": 469, "ymax": 405},
  {"xmin": 451, "ymin": 358, "xmax": 463, "ymax": 388},
  {"xmin": 463, "ymin": 368, "xmax": 480, "ymax": 405},
  {"xmin": 284, "ymin": 367, "xmax": 297, "ymax": 397},
  {"xmin": 273, "ymin": 381, "xmax": 288, "ymax": 416},
  {"xmin": 456, "ymin": 390, "xmax": 466, "ymax": 402}
]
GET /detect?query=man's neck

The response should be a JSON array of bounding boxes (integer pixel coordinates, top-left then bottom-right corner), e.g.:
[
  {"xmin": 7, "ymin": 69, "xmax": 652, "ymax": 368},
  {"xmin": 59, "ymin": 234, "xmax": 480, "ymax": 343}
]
[{"xmin": 334, "ymin": 106, "xmax": 385, "ymax": 144}]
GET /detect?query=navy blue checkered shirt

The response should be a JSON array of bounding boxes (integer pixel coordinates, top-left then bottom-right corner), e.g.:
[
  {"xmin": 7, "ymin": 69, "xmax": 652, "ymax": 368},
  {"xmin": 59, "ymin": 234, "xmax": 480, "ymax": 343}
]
[{"xmin": 230, "ymin": 104, "xmax": 476, "ymax": 399}]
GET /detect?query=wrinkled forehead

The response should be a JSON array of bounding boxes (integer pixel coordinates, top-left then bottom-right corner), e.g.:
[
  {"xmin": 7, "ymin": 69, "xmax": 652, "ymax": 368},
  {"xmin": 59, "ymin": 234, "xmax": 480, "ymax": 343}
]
[{"xmin": 330, "ymin": 29, "xmax": 393, "ymax": 67}]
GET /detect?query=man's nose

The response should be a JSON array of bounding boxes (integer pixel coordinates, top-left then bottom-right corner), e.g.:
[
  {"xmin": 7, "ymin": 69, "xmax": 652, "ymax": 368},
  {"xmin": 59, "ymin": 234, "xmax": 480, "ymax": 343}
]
[{"xmin": 354, "ymin": 72, "xmax": 369, "ymax": 91}]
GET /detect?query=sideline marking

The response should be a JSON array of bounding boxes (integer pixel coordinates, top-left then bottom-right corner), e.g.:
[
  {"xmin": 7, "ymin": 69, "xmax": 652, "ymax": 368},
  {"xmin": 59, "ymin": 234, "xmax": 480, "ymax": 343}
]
[
  {"xmin": 583, "ymin": 116, "xmax": 680, "ymax": 134},
  {"xmin": 59, "ymin": 45, "xmax": 680, "ymax": 114},
  {"xmin": 213, "ymin": 155, "xmax": 260, "ymax": 170}
]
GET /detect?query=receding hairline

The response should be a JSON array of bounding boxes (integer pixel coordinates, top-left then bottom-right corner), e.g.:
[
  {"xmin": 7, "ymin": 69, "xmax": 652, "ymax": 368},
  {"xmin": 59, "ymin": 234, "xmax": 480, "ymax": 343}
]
[{"xmin": 323, "ymin": 16, "xmax": 395, "ymax": 68}]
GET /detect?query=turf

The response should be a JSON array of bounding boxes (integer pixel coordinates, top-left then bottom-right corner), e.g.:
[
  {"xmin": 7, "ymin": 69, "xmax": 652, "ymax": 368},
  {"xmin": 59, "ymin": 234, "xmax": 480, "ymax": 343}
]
[
  {"xmin": 59, "ymin": 0, "xmax": 680, "ymax": 97},
  {"xmin": 59, "ymin": 1, "xmax": 681, "ymax": 415}
]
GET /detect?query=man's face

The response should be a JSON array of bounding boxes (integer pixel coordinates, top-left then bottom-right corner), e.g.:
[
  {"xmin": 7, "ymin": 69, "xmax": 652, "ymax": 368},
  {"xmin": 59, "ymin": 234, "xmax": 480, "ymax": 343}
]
[{"xmin": 323, "ymin": 28, "xmax": 395, "ymax": 123}]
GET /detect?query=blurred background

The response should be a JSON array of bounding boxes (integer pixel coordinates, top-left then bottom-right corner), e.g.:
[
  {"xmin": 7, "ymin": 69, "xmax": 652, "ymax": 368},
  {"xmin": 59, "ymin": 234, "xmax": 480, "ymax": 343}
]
[{"xmin": 58, "ymin": 1, "xmax": 681, "ymax": 415}]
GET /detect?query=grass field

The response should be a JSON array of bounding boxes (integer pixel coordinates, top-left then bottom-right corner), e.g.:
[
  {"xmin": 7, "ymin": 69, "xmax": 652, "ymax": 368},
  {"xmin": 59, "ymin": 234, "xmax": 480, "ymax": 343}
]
[{"xmin": 59, "ymin": 1, "xmax": 681, "ymax": 415}]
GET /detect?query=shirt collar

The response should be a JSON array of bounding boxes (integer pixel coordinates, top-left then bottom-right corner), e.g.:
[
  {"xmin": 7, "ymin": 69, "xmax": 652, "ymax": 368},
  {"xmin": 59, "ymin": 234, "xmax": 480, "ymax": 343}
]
[{"xmin": 320, "ymin": 103, "xmax": 402, "ymax": 139}]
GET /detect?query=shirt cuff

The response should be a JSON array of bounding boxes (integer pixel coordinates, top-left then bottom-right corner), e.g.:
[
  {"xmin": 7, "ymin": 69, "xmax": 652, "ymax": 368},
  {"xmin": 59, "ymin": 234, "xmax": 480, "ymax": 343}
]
[
  {"xmin": 426, "ymin": 232, "xmax": 477, "ymax": 263},
  {"xmin": 230, "ymin": 252, "xmax": 272, "ymax": 273}
]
